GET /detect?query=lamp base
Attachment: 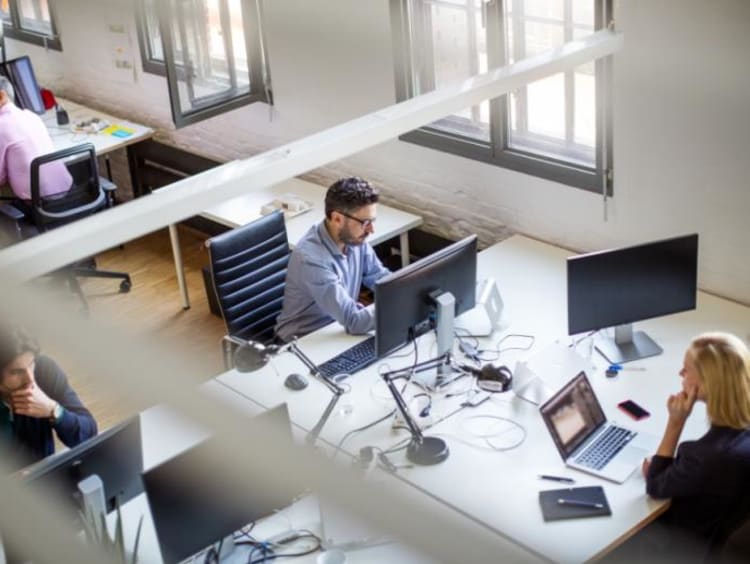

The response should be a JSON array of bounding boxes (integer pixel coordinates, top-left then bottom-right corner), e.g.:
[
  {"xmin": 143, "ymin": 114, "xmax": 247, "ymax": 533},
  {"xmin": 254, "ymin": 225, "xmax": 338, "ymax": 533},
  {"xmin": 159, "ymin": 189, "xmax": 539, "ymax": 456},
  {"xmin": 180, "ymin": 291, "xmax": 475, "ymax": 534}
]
[{"xmin": 406, "ymin": 436, "xmax": 449, "ymax": 465}]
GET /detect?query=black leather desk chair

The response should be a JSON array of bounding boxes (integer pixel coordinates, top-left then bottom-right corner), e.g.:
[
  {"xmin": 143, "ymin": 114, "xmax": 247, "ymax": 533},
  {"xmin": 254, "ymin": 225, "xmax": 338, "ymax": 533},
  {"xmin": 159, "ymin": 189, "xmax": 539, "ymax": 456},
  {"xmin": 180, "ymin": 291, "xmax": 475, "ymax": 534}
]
[
  {"xmin": 206, "ymin": 210, "xmax": 290, "ymax": 368},
  {"xmin": 0, "ymin": 143, "xmax": 131, "ymax": 312}
]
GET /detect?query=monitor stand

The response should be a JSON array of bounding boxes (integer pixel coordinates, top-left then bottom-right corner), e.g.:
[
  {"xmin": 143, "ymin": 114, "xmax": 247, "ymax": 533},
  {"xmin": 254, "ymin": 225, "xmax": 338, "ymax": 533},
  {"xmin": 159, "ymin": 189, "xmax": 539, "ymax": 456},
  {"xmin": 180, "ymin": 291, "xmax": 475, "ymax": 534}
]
[
  {"xmin": 411, "ymin": 291, "xmax": 457, "ymax": 390},
  {"xmin": 595, "ymin": 324, "xmax": 663, "ymax": 364}
]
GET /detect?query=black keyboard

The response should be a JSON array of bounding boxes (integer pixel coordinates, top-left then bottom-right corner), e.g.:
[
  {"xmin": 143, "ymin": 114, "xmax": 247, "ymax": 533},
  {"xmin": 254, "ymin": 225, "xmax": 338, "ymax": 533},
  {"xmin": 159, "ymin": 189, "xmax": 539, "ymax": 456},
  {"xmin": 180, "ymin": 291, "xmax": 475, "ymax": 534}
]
[
  {"xmin": 318, "ymin": 336, "xmax": 377, "ymax": 380},
  {"xmin": 574, "ymin": 425, "xmax": 635, "ymax": 470}
]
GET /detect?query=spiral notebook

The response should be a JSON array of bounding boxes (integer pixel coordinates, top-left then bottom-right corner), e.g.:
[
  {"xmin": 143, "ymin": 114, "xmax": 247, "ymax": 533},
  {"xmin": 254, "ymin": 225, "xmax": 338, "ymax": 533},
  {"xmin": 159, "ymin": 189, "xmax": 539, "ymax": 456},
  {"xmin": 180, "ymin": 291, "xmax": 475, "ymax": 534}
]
[{"xmin": 538, "ymin": 486, "xmax": 611, "ymax": 521}]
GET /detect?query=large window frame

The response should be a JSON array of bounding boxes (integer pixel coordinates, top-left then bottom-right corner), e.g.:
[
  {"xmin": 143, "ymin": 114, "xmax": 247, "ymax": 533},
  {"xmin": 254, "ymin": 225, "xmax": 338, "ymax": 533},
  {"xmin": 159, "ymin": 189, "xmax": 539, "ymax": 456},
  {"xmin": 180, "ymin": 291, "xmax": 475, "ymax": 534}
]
[
  {"xmin": 0, "ymin": 0, "xmax": 62, "ymax": 51},
  {"xmin": 390, "ymin": 0, "xmax": 613, "ymax": 194},
  {"xmin": 134, "ymin": 0, "xmax": 271, "ymax": 128}
]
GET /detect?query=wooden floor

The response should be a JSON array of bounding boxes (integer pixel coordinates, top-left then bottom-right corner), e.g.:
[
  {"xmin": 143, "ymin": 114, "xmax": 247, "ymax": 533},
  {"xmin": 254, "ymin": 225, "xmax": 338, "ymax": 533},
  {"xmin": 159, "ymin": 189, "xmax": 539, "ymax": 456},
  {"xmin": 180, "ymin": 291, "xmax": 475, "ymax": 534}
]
[{"xmin": 44, "ymin": 226, "xmax": 227, "ymax": 432}]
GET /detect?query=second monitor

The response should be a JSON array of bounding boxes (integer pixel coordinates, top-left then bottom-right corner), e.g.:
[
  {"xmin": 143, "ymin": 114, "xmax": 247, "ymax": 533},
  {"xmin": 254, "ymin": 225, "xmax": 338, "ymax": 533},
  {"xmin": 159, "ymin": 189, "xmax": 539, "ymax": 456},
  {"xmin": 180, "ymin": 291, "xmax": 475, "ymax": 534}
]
[{"xmin": 567, "ymin": 233, "xmax": 698, "ymax": 364}]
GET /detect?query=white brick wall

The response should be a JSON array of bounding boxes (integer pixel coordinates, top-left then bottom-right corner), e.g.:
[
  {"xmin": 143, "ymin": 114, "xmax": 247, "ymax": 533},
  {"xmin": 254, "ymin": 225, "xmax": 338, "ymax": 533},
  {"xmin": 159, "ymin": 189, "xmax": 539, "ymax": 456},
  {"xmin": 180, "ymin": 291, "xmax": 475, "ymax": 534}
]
[{"xmin": 6, "ymin": 0, "xmax": 750, "ymax": 305}]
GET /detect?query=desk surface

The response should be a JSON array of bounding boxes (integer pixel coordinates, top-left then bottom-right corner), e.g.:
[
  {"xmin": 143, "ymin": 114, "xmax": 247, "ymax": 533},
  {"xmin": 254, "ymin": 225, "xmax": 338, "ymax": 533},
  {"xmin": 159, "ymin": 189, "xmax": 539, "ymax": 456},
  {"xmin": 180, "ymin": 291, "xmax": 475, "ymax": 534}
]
[
  {"xmin": 202, "ymin": 176, "xmax": 423, "ymax": 248},
  {"xmin": 126, "ymin": 379, "xmax": 532, "ymax": 564},
  {"xmin": 43, "ymin": 97, "xmax": 154, "ymax": 156},
  {"xmin": 216, "ymin": 234, "xmax": 750, "ymax": 563}
]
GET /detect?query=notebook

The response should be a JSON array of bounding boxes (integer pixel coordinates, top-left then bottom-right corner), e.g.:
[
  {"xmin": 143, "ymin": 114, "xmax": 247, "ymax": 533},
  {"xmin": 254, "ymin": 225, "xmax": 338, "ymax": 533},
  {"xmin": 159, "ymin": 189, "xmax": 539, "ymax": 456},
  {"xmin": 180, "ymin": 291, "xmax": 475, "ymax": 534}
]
[
  {"xmin": 539, "ymin": 371, "xmax": 656, "ymax": 483},
  {"xmin": 539, "ymin": 486, "xmax": 611, "ymax": 521}
]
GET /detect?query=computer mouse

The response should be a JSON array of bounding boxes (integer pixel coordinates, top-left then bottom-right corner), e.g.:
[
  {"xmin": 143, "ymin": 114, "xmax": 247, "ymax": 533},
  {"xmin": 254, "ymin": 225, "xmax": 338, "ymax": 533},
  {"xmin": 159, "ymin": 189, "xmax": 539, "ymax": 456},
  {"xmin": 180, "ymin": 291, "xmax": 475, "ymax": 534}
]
[{"xmin": 284, "ymin": 373, "xmax": 309, "ymax": 391}]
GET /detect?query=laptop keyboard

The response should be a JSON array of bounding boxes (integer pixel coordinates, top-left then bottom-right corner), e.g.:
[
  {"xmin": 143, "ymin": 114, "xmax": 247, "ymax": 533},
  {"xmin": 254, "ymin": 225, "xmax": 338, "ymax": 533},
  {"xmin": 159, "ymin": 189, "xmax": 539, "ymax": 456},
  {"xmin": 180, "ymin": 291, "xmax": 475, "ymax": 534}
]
[
  {"xmin": 318, "ymin": 336, "xmax": 377, "ymax": 380},
  {"xmin": 574, "ymin": 425, "xmax": 635, "ymax": 470}
]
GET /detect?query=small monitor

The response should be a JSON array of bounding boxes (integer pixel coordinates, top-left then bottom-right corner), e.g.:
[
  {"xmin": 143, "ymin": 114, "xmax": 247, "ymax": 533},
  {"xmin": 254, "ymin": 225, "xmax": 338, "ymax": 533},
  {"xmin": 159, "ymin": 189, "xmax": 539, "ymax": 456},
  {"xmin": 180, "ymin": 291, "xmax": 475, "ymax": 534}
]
[
  {"xmin": 2, "ymin": 56, "xmax": 46, "ymax": 114},
  {"xmin": 375, "ymin": 235, "xmax": 477, "ymax": 359},
  {"xmin": 142, "ymin": 404, "xmax": 297, "ymax": 564},
  {"xmin": 19, "ymin": 415, "xmax": 143, "ymax": 516},
  {"xmin": 567, "ymin": 233, "xmax": 698, "ymax": 363}
]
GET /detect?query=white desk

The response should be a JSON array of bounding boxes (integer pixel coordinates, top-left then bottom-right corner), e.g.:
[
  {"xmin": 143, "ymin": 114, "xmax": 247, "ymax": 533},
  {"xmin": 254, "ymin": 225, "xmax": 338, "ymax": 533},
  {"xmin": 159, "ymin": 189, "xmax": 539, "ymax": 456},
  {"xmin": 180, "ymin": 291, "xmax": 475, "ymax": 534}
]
[
  {"xmin": 172, "ymin": 176, "xmax": 423, "ymax": 309},
  {"xmin": 43, "ymin": 97, "xmax": 154, "ymax": 158},
  {"xmin": 216, "ymin": 234, "xmax": 750, "ymax": 563},
  {"xmin": 117, "ymin": 379, "xmax": 508, "ymax": 564}
]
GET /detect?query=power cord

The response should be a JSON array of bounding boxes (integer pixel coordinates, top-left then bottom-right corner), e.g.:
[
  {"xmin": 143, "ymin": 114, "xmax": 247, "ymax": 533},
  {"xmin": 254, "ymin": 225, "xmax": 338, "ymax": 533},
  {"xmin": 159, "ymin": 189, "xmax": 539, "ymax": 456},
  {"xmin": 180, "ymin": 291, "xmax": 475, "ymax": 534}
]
[{"xmin": 456, "ymin": 413, "xmax": 527, "ymax": 451}]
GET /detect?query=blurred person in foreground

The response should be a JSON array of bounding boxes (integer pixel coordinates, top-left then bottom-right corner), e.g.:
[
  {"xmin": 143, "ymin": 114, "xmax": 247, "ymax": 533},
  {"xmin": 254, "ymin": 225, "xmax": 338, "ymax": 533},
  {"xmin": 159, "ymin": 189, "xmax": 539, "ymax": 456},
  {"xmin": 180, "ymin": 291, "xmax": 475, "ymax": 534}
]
[{"xmin": 0, "ymin": 326, "xmax": 96, "ymax": 472}]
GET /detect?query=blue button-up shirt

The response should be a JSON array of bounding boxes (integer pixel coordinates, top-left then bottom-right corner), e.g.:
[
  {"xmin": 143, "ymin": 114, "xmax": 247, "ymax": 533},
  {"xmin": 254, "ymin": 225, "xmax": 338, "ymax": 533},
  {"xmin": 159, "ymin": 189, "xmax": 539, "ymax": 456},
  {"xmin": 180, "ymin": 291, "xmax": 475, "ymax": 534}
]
[{"xmin": 275, "ymin": 221, "xmax": 390, "ymax": 342}]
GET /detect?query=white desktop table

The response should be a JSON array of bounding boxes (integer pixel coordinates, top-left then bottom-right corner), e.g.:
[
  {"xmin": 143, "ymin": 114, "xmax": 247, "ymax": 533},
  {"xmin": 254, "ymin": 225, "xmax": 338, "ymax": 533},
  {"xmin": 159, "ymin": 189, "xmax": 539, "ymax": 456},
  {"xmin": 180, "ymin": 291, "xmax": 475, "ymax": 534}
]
[
  {"xmin": 119, "ymin": 379, "xmax": 524, "ymax": 564},
  {"xmin": 167, "ymin": 176, "xmax": 423, "ymax": 309},
  {"xmin": 43, "ymin": 97, "xmax": 154, "ymax": 158},
  {"xmin": 216, "ymin": 234, "xmax": 750, "ymax": 563}
]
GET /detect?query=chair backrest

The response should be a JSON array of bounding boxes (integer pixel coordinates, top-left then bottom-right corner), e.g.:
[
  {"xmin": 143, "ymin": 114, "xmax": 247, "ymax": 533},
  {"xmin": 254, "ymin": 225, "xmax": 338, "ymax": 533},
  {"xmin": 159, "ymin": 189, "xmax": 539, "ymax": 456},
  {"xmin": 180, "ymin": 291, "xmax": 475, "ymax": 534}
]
[
  {"xmin": 30, "ymin": 143, "xmax": 106, "ymax": 232},
  {"xmin": 207, "ymin": 210, "xmax": 290, "ymax": 345}
]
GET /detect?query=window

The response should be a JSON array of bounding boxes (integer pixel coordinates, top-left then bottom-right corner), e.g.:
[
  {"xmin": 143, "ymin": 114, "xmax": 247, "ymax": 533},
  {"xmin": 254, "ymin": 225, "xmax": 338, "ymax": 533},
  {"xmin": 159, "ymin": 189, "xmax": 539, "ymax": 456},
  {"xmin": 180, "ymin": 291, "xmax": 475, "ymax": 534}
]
[
  {"xmin": 391, "ymin": 0, "xmax": 612, "ymax": 193},
  {"xmin": 1, "ymin": 0, "xmax": 62, "ymax": 50},
  {"xmin": 135, "ymin": 0, "xmax": 271, "ymax": 128}
]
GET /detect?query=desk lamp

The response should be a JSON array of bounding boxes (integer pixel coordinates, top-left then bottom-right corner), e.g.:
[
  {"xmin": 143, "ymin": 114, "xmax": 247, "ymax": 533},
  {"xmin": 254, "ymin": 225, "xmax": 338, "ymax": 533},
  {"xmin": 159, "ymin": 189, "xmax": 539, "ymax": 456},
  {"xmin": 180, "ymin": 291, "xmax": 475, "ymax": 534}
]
[
  {"xmin": 380, "ymin": 363, "xmax": 449, "ymax": 466},
  {"xmin": 230, "ymin": 337, "xmax": 344, "ymax": 446}
]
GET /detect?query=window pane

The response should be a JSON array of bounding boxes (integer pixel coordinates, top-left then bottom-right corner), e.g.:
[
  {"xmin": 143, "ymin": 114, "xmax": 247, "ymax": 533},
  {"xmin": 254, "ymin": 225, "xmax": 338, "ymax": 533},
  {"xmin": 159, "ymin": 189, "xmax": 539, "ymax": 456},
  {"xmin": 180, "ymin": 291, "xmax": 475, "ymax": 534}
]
[
  {"xmin": 167, "ymin": 0, "xmax": 251, "ymax": 116},
  {"xmin": 17, "ymin": 0, "xmax": 52, "ymax": 35},
  {"xmin": 144, "ymin": 0, "xmax": 164, "ymax": 61},
  {"xmin": 411, "ymin": 0, "xmax": 489, "ymax": 141},
  {"xmin": 1, "ymin": 0, "xmax": 10, "ymax": 21},
  {"xmin": 505, "ymin": 0, "xmax": 595, "ymax": 168}
]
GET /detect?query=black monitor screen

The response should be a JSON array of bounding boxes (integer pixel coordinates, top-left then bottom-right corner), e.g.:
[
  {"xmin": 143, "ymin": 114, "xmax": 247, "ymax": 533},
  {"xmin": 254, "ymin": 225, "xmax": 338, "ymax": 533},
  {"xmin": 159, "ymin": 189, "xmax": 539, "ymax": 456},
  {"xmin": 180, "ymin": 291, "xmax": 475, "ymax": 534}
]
[
  {"xmin": 567, "ymin": 233, "xmax": 698, "ymax": 335},
  {"xmin": 375, "ymin": 235, "xmax": 477, "ymax": 358},
  {"xmin": 142, "ymin": 404, "xmax": 296, "ymax": 564},
  {"xmin": 2, "ymin": 56, "xmax": 46, "ymax": 114},
  {"xmin": 19, "ymin": 415, "xmax": 143, "ymax": 516}
]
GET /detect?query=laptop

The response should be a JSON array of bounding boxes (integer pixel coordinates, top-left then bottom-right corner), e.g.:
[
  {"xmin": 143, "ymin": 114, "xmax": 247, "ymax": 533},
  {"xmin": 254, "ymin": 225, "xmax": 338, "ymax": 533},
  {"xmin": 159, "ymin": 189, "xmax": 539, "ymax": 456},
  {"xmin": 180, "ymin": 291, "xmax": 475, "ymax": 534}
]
[{"xmin": 540, "ymin": 371, "xmax": 656, "ymax": 483}]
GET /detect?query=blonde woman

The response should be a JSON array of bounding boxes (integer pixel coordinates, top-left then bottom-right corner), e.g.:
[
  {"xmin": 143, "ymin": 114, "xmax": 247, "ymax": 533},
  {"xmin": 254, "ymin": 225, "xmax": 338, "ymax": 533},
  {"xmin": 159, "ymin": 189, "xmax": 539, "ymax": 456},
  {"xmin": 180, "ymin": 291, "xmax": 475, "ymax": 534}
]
[{"xmin": 642, "ymin": 332, "xmax": 750, "ymax": 558}]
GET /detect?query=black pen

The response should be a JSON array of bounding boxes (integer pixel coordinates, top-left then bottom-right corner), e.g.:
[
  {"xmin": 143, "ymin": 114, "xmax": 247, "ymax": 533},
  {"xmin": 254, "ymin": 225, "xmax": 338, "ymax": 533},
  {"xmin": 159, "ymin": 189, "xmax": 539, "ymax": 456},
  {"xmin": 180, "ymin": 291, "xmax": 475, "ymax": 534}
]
[
  {"xmin": 557, "ymin": 498, "xmax": 603, "ymax": 509},
  {"xmin": 538, "ymin": 474, "xmax": 575, "ymax": 483}
]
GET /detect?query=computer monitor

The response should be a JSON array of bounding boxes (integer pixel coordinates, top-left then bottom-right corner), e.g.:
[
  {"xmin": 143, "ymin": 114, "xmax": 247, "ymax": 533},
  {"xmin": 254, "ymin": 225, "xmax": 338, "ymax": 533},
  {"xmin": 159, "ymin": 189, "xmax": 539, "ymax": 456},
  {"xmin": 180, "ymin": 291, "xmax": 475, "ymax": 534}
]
[
  {"xmin": 567, "ymin": 233, "xmax": 698, "ymax": 364},
  {"xmin": 18, "ymin": 415, "xmax": 143, "ymax": 516},
  {"xmin": 1, "ymin": 56, "xmax": 46, "ymax": 114},
  {"xmin": 375, "ymin": 235, "xmax": 477, "ymax": 364},
  {"xmin": 142, "ymin": 404, "xmax": 297, "ymax": 564}
]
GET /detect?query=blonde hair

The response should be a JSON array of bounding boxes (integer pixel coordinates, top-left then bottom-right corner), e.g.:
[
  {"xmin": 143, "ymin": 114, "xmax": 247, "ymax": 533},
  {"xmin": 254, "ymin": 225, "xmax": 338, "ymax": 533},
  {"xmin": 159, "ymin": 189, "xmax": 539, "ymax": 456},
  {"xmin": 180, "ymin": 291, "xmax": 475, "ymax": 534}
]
[{"xmin": 688, "ymin": 332, "xmax": 750, "ymax": 429}]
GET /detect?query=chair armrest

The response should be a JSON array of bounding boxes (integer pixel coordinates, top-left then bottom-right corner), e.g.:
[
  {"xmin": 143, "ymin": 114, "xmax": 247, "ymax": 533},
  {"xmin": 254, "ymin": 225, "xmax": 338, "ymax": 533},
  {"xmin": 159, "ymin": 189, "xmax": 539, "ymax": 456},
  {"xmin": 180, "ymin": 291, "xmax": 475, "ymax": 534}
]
[
  {"xmin": 99, "ymin": 176, "xmax": 117, "ymax": 193},
  {"xmin": 0, "ymin": 203, "xmax": 25, "ymax": 221}
]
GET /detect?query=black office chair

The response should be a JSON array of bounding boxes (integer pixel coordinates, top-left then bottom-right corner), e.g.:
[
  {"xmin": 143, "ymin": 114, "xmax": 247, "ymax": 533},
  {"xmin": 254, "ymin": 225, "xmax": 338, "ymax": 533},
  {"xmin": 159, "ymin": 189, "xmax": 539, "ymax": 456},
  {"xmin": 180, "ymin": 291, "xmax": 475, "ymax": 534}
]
[
  {"xmin": 206, "ymin": 210, "xmax": 290, "ymax": 368},
  {"xmin": 2, "ymin": 143, "xmax": 131, "ymax": 312}
]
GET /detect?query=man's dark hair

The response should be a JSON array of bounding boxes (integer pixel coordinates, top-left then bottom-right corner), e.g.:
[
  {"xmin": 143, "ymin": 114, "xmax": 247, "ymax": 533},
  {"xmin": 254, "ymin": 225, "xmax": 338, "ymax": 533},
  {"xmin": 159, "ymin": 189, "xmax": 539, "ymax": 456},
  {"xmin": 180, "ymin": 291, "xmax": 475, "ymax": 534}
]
[
  {"xmin": 0, "ymin": 326, "xmax": 39, "ymax": 370},
  {"xmin": 325, "ymin": 177, "xmax": 379, "ymax": 219}
]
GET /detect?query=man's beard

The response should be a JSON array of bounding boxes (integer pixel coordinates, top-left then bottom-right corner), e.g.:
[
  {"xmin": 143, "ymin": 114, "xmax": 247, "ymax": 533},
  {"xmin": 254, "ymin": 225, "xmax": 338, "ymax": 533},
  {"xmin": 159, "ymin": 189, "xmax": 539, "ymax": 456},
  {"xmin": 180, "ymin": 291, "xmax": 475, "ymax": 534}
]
[{"xmin": 340, "ymin": 225, "xmax": 367, "ymax": 246}]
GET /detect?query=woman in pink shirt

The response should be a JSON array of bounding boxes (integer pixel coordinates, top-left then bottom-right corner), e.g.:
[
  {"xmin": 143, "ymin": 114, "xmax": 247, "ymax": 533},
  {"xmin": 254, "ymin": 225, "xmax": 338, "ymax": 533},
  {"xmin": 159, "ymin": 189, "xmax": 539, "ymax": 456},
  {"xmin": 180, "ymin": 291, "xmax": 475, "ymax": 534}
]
[{"xmin": 0, "ymin": 77, "xmax": 71, "ymax": 202}]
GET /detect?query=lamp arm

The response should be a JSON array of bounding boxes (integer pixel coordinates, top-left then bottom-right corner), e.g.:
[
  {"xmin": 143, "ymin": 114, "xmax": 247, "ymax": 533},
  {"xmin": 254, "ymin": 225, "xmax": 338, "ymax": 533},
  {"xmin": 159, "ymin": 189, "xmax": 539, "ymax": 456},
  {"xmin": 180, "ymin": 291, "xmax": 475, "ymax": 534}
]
[
  {"xmin": 285, "ymin": 340, "xmax": 342, "ymax": 394},
  {"xmin": 381, "ymin": 372, "xmax": 424, "ymax": 442},
  {"xmin": 305, "ymin": 386, "xmax": 344, "ymax": 445}
]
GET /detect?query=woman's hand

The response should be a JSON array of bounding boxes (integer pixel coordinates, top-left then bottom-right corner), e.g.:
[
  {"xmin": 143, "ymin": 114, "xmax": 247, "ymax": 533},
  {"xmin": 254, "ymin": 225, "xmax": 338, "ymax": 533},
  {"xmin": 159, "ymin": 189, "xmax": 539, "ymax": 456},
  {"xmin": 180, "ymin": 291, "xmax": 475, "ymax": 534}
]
[{"xmin": 666, "ymin": 385, "xmax": 698, "ymax": 425}]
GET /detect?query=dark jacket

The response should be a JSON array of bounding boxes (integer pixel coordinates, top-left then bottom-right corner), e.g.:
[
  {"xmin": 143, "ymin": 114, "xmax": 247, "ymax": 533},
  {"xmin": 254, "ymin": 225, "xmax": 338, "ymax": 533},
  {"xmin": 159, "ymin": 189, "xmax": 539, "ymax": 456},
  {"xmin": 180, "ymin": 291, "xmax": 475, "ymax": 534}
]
[
  {"xmin": 3, "ymin": 355, "xmax": 97, "ymax": 471},
  {"xmin": 646, "ymin": 425, "xmax": 750, "ymax": 549}
]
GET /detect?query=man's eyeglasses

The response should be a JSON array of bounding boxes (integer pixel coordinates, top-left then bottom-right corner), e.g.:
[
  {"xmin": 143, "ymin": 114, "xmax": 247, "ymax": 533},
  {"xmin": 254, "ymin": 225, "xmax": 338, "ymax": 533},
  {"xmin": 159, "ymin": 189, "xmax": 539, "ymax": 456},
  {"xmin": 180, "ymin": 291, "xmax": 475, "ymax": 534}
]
[{"xmin": 337, "ymin": 210, "xmax": 376, "ymax": 229}]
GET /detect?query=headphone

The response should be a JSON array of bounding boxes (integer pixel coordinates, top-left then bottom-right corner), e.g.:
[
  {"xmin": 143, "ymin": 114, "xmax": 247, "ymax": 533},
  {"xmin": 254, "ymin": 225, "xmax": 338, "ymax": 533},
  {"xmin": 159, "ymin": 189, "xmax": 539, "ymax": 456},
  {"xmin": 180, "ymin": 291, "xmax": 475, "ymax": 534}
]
[{"xmin": 460, "ymin": 363, "xmax": 513, "ymax": 393}]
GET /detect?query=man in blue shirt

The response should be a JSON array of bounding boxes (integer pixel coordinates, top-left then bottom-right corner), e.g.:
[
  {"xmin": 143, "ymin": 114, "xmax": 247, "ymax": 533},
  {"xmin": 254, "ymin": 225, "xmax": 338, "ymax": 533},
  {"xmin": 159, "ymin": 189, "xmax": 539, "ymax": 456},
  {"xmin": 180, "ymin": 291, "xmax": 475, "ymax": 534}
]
[{"xmin": 275, "ymin": 177, "xmax": 390, "ymax": 342}]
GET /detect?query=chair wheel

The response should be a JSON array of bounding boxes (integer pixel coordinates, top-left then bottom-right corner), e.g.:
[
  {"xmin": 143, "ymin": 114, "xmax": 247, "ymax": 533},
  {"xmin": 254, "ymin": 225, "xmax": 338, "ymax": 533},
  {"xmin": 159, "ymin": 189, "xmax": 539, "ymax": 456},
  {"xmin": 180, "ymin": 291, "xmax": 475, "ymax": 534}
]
[{"xmin": 120, "ymin": 279, "xmax": 132, "ymax": 293}]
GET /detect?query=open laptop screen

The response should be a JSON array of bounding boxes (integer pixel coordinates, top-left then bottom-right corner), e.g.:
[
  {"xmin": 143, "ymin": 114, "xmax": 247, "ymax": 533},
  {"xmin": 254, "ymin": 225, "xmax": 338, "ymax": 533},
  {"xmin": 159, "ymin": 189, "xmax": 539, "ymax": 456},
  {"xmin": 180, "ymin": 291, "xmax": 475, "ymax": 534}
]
[{"xmin": 540, "ymin": 372, "xmax": 607, "ymax": 459}]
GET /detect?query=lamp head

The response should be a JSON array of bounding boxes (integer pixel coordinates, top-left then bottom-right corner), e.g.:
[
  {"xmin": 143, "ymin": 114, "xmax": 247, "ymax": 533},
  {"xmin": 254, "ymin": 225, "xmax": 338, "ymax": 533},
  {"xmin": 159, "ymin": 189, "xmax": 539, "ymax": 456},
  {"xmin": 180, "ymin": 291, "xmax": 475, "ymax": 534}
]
[{"xmin": 233, "ymin": 340, "xmax": 279, "ymax": 372}]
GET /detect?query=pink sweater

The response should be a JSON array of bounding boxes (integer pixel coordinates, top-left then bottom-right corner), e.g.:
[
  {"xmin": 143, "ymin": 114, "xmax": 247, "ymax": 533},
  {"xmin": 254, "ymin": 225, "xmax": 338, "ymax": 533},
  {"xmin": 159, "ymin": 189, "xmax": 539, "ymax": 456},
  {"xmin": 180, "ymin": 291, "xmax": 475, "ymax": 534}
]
[{"xmin": 0, "ymin": 102, "xmax": 71, "ymax": 200}]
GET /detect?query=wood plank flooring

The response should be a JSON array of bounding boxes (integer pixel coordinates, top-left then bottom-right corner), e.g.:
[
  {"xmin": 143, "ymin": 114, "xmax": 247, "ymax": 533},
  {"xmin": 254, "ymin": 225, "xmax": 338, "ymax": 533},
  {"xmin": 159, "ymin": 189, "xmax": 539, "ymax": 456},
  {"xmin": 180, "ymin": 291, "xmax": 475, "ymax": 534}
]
[{"xmin": 43, "ymin": 226, "xmax": 227, "ymax": 433}]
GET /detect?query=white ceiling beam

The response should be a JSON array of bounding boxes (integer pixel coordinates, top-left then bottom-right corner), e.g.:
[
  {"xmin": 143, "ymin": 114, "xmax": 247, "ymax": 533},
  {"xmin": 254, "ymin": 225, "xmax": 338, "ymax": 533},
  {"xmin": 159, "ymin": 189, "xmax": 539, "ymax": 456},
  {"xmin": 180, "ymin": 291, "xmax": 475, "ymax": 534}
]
[{"xmin": 0, "ymin": 30, "xmax": 622, "ymax": 281}]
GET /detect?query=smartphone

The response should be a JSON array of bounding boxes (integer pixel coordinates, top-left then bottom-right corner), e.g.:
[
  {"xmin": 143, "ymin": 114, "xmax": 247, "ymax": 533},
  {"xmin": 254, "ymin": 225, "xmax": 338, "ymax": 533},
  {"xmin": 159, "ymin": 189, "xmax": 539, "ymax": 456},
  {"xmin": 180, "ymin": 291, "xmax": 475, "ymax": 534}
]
[{"xmin": 618, "ymin": 399, "xmax": 650, "ymax": 420}]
